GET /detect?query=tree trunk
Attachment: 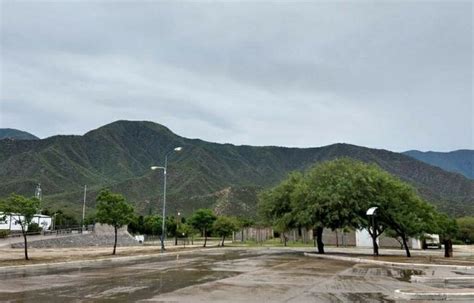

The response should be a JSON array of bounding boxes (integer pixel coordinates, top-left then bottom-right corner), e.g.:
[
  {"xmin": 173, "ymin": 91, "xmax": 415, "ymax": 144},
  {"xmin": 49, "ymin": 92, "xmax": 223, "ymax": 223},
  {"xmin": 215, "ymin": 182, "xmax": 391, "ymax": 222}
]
[
  {"xmin": 316, "ymin": 226, "xmax": 325, "ymax": 254},
  {"xmin": 113, "ymin": 226, "xmax": 118, "ymax": 255},
  {"xmin": 444, "ymin": 239, "xmax": 453, "ymax": 257},
  {"xmin": 372, "ymin": 236, "xmax": 379, "ymax": 256},
  {"xmin": 203, "ymin": 228, "xmax": 207, "ymax": 247},
  {"xmin": 283, "ymin": 233, "xmax": 288, "ymax": 247},
  {"xmin": 241, "ymin": 229, "xmax": 244, "ymax": 242},
  {"xmin": 175, "ymin": 235, "xmax": 178, "ymax": 246},
  {"xmin": 401, "ymin": 234, "xmax": 411, "ymax": 257},
  {"xmin": 22, "ymin": 229, "xmax": 29, "ymax": 260},
  {"xmin": 335, "ymin": 229, "xmax": 339, "ymax": 247},
  {"xmin": 369, "ymin": 228, "xmax": 379, "ymax": 256},
  {"xmin": 221, "ymin": 235, "xmax": 225, "ymax": 247}
]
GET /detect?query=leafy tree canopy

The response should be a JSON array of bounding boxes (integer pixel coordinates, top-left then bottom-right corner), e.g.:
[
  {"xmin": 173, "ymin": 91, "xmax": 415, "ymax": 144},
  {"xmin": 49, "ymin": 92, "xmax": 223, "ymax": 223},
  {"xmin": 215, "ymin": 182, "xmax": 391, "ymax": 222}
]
[{"xmin": 95, "ymin": 189, "xmax": 134, "ymax": 229}]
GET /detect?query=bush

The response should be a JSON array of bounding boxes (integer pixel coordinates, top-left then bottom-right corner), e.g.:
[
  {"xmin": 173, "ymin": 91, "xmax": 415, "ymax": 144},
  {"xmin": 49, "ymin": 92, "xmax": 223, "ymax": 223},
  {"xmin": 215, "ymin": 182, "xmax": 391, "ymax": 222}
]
[
  {"xmin": 27, "ymin": 222, "xmax": 42, "ymax": 233},
  {"xmin": 0, "ymin": 230, "xmax": 10, "ymax": 238}
]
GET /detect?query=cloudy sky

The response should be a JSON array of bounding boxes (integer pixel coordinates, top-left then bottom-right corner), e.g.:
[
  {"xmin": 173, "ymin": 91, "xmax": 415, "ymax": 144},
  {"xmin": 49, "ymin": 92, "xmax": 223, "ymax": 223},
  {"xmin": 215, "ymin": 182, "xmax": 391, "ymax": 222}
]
[{"xmin": 0, "ymin": 1, "xmax": 472, "ymax": 151}]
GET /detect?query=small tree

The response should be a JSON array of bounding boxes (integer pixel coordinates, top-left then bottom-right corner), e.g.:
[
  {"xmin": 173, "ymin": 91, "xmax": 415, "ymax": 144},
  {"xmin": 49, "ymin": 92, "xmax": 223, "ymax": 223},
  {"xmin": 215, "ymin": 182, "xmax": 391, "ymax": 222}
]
[
  {"xmin": 433, "ymin": 213, "xmax": 458, "ymax": 257},
  {"xmin": 144, "ymin": 215, "xmax": 163, "ymax": 236},
  {"xmin": 213, "ymin": 216, "xmax": 239, "ymax": 246},
  {"xmin": 0, "ymin": 194, "xmax": 40, "ymax": 260},
  {"xmin": 456, "ymin": 217, "xmax": 474, "ymax": 244},
  {"xmin": 95, "ymin": 190, "xmax": 134, "ymax": 255},
  {"xmin": 188, "ymin": 209, "xmax": 216, "ymax": 247}
]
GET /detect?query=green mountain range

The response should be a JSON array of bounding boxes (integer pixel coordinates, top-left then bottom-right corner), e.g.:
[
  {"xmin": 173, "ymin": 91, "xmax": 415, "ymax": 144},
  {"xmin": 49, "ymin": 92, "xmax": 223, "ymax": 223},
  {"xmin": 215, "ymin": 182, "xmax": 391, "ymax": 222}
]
[
  {"xmin": 0, "ymin": 128, "xmax": 39, "ymax": 141},
  {"xmin": 1, "ymin": 120, "xmax": 473, "ymax": 218},
  {"xmin": 404, "ymin": 150, "xmax": 473, "ymax": 180}
]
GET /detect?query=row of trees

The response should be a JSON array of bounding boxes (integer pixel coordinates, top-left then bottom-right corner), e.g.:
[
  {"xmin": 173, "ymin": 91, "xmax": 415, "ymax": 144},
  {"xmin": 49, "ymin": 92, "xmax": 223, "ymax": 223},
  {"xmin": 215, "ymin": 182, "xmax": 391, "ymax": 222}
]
[
  {"xmin": 0, "ymin": 190, "xmax": 243, "ymax": 259},
  {"xmin": 127, "ymin": 209, "xmax": 242, "ymax": 247},
  {"xmin": 91, "ymin": 191, "xmax": 243, "ymax": 255},
  {"xmin": 258, "ymin": 158, "xmax": 457, "ymax": 257}
]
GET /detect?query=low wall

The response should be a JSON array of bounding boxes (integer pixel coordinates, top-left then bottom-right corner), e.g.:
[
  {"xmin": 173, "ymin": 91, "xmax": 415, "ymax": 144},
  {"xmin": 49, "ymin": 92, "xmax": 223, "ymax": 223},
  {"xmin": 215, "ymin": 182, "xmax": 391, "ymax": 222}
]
[{"xmin": 11, "ymin": 224, "xmax": 139, "ymax": 249}]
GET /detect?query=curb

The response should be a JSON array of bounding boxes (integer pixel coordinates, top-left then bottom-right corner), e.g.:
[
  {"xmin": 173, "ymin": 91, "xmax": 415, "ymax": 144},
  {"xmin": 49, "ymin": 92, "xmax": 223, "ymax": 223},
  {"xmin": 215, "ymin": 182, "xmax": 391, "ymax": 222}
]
[
  {"xmin": 0, "ymin": 246, "xmax": 222, "ymax": 274},
  {"xmin": 394, "ymin": 289, "xmax": 474, "ymax": 301},
  {"xmin": 304, "ymin": 252, "xmax": 474, "ymax": 270},
  {"xmin": 411, "ymin": 275, "xmax": 474, "ymax": 285}
]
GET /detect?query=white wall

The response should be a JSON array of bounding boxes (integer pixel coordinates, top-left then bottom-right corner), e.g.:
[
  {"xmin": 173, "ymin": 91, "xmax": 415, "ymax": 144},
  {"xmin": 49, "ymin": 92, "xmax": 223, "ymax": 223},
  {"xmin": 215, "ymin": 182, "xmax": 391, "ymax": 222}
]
[
  {"xmin": 0, "ymin": 213, "xmax": 52, "ymax": 231},
  {"xmin": 356, "ymin": 229, "xmax": 378, "ymax": 247}
]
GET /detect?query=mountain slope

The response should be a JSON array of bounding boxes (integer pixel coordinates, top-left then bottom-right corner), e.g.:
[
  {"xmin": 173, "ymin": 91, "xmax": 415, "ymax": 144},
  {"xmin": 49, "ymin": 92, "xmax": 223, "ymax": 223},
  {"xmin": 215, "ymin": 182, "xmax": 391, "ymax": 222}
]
[
  {"xmin": 0, "ymin": 120, "xmax": 472, "ymax": 217},
  {"xmin": 0, "ymin": 128, "xmax": 39, "ymax": 140},
  {"xmin": 404, "ymin": 150, "xmax": 473, "ymax": 180}
]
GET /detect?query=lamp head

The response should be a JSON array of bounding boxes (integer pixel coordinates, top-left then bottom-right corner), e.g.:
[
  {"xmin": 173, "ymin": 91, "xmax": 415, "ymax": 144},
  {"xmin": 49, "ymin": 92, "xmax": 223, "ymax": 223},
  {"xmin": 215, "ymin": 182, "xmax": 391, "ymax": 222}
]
[{"xmin": 174, "ymin": 147, "xmax": 183, "ymax": 152}]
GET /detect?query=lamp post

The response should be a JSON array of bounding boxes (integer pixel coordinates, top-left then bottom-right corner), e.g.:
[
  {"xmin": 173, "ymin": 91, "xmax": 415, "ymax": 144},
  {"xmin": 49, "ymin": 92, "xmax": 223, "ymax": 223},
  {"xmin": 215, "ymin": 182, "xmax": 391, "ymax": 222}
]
[{"xmin": 151, "ymin": 146, "xmax": 182, "ymax": 252}]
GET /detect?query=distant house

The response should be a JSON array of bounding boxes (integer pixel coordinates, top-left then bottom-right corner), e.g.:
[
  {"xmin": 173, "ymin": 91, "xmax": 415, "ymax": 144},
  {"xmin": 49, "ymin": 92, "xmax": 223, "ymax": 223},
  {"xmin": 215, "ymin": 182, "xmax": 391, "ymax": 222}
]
[{"xmin": 0, "ymin": 213, "xmax": 52, "ymax": 231}]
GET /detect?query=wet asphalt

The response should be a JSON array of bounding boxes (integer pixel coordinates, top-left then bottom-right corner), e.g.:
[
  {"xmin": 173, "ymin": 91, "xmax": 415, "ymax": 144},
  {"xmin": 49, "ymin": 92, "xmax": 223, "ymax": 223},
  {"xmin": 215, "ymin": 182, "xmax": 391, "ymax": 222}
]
[{"xmin": 0, "ymin": 248, "xmax": 464, "ymax": 302}]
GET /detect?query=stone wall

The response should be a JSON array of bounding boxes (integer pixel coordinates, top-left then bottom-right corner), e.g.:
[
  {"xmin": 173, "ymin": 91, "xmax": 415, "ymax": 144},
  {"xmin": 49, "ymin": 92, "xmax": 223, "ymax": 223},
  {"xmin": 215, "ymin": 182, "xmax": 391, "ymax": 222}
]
[{"xmin": 11, "ymin": 224, "xmax": 139, "ymax": 248}]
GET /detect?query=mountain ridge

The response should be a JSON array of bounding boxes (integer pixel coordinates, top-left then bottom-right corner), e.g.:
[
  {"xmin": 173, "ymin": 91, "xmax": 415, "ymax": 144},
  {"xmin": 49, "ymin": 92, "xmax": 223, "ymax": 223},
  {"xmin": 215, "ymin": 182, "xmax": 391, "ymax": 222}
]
[
  {"xmin": 404, "ymin": 149, "xmax": 473, "ymax": 180},
  {"xmin": 0, "ymin": 128, "xmax": 39, "ymax": 141},
  {"xmin": 0, "ymin": 120, "xmax": 472, "ymax": 217}
]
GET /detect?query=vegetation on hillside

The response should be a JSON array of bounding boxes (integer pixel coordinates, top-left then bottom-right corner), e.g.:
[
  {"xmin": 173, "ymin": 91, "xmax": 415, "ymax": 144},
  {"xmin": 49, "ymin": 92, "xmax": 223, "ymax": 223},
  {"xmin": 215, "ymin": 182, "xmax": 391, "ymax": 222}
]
[{"xmin": 0, "ymin": 121, "xmax": 472, "ymax": 218}]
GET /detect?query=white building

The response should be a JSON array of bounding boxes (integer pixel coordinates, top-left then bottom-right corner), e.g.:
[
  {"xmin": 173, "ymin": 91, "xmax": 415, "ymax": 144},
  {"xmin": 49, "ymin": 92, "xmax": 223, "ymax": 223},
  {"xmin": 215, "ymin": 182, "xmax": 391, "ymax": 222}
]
[{"xmin": 0, "ymin": 213, "xmax": 52, "ymax": 231}]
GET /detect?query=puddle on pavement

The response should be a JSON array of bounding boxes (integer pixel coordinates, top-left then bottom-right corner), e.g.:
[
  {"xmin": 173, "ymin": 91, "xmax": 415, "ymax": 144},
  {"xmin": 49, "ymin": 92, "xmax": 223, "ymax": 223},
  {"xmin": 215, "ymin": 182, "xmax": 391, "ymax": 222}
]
[
  {"xmin": 348, "ymin": 265, "xmax": 423, "ymax": 282},
  {"xmin": 396, "ymin": 268, "xmax": 424, "ymax": 282},
  {"xmin": 339, "ymin": 292, "xmax": 395, "ymax": 302},
  {"xmin": 0, "ymin": 249, "xmax": 302, "ymax": 302}
]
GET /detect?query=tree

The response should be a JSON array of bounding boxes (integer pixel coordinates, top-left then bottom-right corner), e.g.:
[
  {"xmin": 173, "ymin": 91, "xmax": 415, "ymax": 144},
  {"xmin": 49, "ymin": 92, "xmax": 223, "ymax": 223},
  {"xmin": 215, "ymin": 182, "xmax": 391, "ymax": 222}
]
[
  {"xmin": 188, "ymin": 209, "xmax": 216, "ymax": 247},
  {"xmin": 144, "ymin": 215, "xmax": 163, "ymax": 236},
  {"xmin": 0, "ymin": 194, "xmax": 40, "ymax": 260},
  {"xmin": 433, "ymin": 213, "xmax": 458, "ymax": 257},
  {"xmin": 258, "ymin": 172, "xmax": 303, "ymax": 247},
  {"xmin": 294, "ymin": 160, "xmax": 371, "ymax": 254},
  {"xmin": 258, "ymin": 158, "xmax": 443, "ymax": 257},
  {"xmin": 95, "ymin": 189, "xmax": 135, "ymax": 255},
  {"xmin": 128, "ymin": 214, "xmax": 146, "ymax": 235},
  {"xmin": 372, "ymin": 181, "xmax": 438, "ymax": 257},
  {"xmin": 456, "ymin": 217, "xmax": 474, "ymax": 244},
  {"xmin": 165, "ymin": 216, "xmax": 178, "ymax": 245},
  {"xmin": 213, "ymin": 216, "xmax": 239, "ymax": 246}
]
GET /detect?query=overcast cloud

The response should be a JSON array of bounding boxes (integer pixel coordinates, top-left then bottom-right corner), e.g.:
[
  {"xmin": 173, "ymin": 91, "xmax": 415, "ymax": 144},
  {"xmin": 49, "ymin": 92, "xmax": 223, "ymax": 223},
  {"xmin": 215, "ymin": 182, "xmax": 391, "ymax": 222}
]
[{"xmin": 0, "ymin": 1, "xmax": 472, "ymax": 151}]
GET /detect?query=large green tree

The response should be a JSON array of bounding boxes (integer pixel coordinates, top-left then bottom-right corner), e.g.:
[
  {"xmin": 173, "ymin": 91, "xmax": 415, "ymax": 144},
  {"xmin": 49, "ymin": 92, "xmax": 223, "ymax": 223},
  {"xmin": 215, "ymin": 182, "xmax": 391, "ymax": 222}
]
[
  {"xmin": 0, "ymin": 194, "xmax": 40, "ymax": 260},
  {"xmin": 188, "ymin": 209, "xmax": 216, "ymax": 247},
  {"xmin": 294, "ymin": 159, "xmax": 372, "ymax": 254},
  {"xmin": 95, "ymin": 189, "xmax": 135, "ymax": 255},
  {"xmin": 259, "ymin": 172, "xmax": 303, "ymax": 246},
  {"xmin": 258, "ymin": 158, "xmax": 448, "ymax": 257}
]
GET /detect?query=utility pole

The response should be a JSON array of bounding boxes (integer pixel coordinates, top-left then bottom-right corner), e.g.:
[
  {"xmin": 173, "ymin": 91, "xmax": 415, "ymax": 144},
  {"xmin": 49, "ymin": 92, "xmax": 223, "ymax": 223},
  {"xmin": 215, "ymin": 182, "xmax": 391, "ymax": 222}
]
[{"xmin": 82, "ymin": 185, "xmax": 87, "ymax": 231}]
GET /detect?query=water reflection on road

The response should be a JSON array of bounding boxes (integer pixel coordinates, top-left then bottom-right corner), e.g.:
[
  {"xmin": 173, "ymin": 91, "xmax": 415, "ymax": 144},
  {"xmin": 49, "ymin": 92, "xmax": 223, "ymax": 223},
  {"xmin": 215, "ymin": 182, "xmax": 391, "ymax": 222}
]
[{"xmin": 0, "ymin": 248, "xmax": 430, "ymax": 302}]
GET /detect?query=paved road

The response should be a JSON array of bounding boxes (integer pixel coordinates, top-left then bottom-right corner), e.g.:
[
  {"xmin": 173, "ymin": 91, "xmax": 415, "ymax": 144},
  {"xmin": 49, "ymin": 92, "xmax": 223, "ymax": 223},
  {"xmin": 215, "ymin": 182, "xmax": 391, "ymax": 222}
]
[{"xmin": 0, "ymin": 248, "xmax": 457, "ymax": 302}]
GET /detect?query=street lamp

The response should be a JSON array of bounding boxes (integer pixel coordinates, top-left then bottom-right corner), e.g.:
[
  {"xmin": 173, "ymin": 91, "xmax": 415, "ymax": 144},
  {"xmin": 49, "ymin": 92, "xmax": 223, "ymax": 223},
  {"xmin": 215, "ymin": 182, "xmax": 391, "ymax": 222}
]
[{"xmin": 151, "ymin": 146, "xmax": 183, "ymax": 252}]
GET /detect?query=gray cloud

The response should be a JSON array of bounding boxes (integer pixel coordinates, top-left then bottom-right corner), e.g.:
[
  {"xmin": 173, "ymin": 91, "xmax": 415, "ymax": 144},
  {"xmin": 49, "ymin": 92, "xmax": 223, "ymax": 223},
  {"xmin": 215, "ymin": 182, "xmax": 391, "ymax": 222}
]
[{"xmin": 0, "ymin": 1, "xmax": 472, "ymax": 151}]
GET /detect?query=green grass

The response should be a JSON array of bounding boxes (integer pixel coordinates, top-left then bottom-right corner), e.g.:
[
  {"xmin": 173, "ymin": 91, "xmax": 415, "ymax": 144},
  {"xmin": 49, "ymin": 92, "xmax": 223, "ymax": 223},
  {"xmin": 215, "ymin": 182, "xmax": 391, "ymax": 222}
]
[{"xmin": 228, "ymin": 238, "xmax": 316, "ymax": 248}]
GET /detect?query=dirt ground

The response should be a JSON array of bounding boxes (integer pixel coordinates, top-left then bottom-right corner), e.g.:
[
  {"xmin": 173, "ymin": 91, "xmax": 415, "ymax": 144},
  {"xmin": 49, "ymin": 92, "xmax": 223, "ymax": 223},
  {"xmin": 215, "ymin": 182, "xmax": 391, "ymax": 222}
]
[
  {"xmin": 0, "ymin": 244, "xmax": 211, "ymax": 266},
  {"xmin": 0, "ymin": 243, "xmax": 472, "ymax": 267}
]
